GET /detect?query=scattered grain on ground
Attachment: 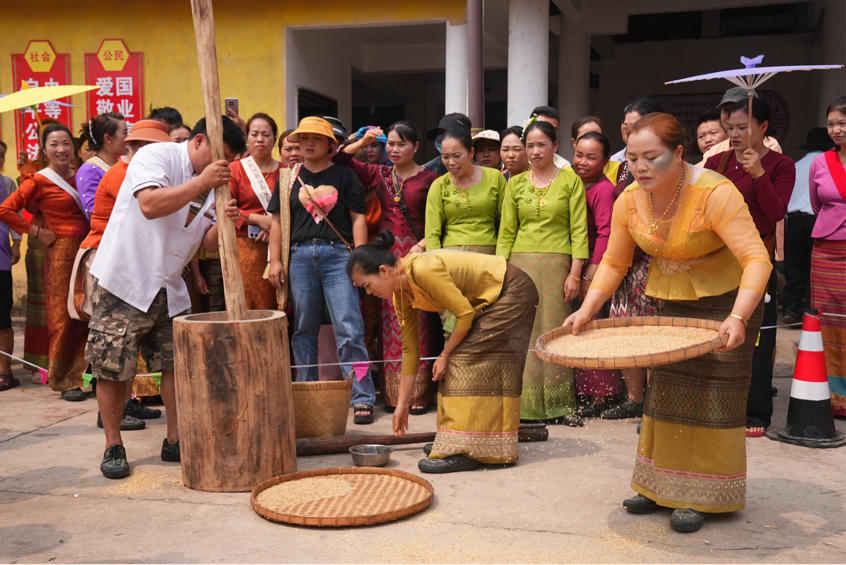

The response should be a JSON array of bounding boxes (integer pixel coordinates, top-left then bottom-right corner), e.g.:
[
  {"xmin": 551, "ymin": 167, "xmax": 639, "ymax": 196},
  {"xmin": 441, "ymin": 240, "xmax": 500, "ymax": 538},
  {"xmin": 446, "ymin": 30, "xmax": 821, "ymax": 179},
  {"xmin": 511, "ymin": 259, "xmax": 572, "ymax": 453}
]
[{"xmin": 105, "ymin": 465, "xmax": 184, "ymax": 496}]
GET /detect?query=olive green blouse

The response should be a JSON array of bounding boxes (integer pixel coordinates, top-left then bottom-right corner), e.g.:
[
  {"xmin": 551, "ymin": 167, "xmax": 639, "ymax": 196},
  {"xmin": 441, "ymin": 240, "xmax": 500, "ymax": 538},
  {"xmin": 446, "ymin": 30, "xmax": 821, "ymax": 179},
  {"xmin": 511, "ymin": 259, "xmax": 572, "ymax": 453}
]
[
  {"xmin": 425, "ymin": 167, "xmax": 506, "ymax": 249},
  {"xmin": 394, "ymin": 250, "xmax": 507, "ymax": 375},
  {"xmin": 496, "ymin": 168, "xmax": 590, "ymax": 260}
]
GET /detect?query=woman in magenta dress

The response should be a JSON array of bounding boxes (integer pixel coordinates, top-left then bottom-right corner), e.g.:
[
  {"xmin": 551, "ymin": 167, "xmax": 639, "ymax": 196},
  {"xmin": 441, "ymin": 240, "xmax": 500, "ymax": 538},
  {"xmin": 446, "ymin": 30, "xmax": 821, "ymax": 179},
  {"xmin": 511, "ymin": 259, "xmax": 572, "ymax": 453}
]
[
  {"xmin": 571, "ymin": 131, "xmax": 622, "ymax": 415},
  {"xmin": 336, "ymin": 121, "xmax": 439, "ymax": 414}
]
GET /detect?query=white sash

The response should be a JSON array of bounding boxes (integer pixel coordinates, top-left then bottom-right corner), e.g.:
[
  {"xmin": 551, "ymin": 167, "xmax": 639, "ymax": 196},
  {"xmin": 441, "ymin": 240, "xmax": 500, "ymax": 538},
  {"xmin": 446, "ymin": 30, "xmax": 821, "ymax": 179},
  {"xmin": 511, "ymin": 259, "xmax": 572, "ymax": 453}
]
[
  {"xmin": 36, "ymin": 168, "xmax": 87, "ymax": 216},
  {"xmin": 86, "ymin": 155, "xmax": 111, "ymax": 174},
  {"xmin": 240, "ymin": 156, "xmax": 274, "ymax": 211}
]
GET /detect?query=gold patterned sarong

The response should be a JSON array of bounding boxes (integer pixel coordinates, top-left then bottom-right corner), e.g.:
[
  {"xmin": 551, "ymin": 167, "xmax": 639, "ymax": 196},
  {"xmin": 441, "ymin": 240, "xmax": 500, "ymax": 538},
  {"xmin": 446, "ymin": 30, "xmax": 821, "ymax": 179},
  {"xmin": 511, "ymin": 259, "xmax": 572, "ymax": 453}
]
[
  {"xmin": 430, "ymin": 264, "xmax": 538, "ymax": 464},
  {"xmin": 632, "ymin": 290, "xmax": 764, "ymax": 513},
  {"xmin": 237, "ymin": 236, "xmax": 277, "ymax": 311},
  {"xmin": 44, "ymin": 236, "xmax": 88, "ymax": 392}
]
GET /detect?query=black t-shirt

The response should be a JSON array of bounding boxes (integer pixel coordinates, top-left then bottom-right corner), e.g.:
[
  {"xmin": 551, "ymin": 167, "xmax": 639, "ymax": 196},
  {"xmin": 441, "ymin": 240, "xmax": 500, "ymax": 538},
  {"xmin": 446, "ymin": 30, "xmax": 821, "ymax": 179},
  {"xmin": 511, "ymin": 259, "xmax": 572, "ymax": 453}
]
[{"xmin": 267, "ymin": 164, "xmax": 365, "ymax": 244}]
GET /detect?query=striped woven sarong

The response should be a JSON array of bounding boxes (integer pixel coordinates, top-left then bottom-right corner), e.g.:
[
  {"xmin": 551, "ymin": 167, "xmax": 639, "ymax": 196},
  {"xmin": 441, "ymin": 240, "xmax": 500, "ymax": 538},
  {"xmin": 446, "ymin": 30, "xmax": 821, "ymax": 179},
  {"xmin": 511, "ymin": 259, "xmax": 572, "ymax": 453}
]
[
  {"xmin": 429, "ymin": 264, "xmax": 538, "ymax": 464},
  {"xmin": 811, "ymin": 239, "xmax": 846, "ymax": 416},
  {"xmin": 24, "ymin": 236, "xmax": 49, "ymax": 369},
  {"xmin": 44, "ymin": 236, "xmax": 88, "ymax": 391},
  {"xmin": 632, "ymin": 290, "xmax": 764, "ymax": 513}
]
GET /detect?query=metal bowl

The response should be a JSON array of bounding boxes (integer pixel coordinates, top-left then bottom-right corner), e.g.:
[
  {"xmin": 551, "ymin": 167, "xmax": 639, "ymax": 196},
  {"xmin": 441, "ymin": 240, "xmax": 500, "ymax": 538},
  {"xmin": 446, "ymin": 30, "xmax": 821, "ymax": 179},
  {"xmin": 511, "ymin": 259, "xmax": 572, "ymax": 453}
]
[{"xmin": 349, "ymin": 444, "xmax": 393, "ymax": 467}]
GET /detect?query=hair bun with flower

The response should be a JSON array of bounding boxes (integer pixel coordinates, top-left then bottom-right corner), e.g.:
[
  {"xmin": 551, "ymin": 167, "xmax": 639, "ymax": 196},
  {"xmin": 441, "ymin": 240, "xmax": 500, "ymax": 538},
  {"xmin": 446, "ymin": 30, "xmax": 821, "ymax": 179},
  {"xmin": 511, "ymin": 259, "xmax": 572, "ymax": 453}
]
[{"xmin": 520, "ymin": 113, "xmax": 539, "ymax": 140}]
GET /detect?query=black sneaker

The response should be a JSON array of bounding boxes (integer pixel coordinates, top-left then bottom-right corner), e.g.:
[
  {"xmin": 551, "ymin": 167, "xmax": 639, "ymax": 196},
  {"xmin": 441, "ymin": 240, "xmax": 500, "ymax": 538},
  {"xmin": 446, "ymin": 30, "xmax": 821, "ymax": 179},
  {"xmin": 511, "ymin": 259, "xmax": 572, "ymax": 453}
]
[
  {"xmin": 600, "ymin": 398, "xmax": 644, "ymax": 420},
  {"xmin": 670, "ymin": 508, "xmax": 707, "ymax": 533},
  {"xmin": 418, "ymin": 454, "xmax": 479, "ymax": 474},
  {"xmin": 623, "ymin": 494, "xmax": 659, "ymax": 514},
  {"xmin": 124, "ymin": 398, "xmax": 161, "ymax": 419},
  {"xmin": 161, "ymin": 438, "xmax": 180, "ymax": 462},
  {"xmin": 97, "ymin": 412, "xmax": 146, "ymax": 431},
  {"xmin": 61, "ymin": 388, "xmax": 85, "ymax": 402},
  {"xmin": 100, "ymin": 444, "xmax": 130, "ymax": 479}
]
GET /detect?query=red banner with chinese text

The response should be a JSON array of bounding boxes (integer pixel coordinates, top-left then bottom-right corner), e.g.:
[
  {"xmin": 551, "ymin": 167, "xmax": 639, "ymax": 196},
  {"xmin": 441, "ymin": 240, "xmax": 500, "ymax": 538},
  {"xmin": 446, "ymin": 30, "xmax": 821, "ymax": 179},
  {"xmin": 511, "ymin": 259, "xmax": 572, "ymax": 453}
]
[
  {"xmin": 85, "ymin": 39, "xmax": 144, "ymax": 133},
  {"xmin": 11, "ymin": 40, "xmax": 72, "ymax": 162}
]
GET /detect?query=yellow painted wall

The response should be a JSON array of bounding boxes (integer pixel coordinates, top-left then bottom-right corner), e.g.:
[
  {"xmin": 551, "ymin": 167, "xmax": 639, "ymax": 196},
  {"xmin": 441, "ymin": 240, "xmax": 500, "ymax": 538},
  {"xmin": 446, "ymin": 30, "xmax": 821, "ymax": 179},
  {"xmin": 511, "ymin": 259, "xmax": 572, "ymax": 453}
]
[
  {"xmin": 0, "ymin": 0, "xmax": 465, "ymax": 174},
  {"xmin": 0, "ymin": 0, "xmax": 465, "ymax": 313}
]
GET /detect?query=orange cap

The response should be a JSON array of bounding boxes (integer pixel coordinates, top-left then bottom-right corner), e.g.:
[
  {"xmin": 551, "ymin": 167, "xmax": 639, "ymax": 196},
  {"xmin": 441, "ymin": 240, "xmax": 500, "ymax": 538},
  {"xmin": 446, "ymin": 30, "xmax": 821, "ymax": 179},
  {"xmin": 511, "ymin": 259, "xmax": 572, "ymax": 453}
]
[{"xmin": 125, "ymin": 119, "xmax": 172, "ymax": 143}]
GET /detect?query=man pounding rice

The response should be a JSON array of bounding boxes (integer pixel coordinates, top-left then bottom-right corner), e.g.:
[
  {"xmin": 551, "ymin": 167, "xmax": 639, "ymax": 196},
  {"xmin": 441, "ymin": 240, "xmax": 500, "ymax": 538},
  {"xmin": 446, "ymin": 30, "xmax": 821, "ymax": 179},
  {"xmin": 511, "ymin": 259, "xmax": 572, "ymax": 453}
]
[
  {"xmin": 87, "ymin": 116, "xmax": 246, "ymax": 479},
  {"xmin": 565, "ymin": 113, "xmax": 771, "ymax": 533}
]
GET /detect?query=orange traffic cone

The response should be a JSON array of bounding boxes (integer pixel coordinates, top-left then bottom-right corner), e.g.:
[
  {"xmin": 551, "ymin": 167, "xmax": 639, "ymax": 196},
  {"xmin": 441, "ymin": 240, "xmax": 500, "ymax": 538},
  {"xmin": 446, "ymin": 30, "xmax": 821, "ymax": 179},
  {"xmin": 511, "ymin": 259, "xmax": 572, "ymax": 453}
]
[{"xmin": 767, "ymin": 309, "xmax": 845, "ymax": 448}]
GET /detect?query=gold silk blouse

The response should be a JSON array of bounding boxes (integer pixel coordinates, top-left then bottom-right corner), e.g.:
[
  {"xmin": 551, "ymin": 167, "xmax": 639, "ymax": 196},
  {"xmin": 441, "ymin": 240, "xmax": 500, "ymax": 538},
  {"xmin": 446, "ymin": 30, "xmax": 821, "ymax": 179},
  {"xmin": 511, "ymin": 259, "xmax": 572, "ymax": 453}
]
[
  {"xmin": 591, "ymin": 165, "xmax": 772, "ymax": 301},
  {"xmin": 395, "ymin": 250, "xmax": 507, "ymax": 375}
]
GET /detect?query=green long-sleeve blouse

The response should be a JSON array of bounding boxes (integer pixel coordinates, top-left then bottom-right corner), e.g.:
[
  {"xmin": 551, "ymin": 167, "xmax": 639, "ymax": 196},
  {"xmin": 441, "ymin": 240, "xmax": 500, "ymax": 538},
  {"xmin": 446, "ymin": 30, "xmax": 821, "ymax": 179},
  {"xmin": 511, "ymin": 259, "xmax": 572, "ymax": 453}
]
[
  {"xmin": 495, "ymin": 168, "xmax": 590, "ymax": 260},
  {"xmin": 425, "ymin": 166, "xmax": 506, "ymax": 249}
]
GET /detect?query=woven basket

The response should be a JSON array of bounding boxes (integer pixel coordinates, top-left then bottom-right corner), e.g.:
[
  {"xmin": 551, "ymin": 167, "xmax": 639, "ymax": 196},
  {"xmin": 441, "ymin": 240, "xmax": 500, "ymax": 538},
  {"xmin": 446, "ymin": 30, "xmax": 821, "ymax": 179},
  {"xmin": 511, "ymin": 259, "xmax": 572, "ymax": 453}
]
[
  {"xmin": 292, "ymin": 371, "xmax": 354, "ymax": 439},
  {"xmin": 251, "ymin": 467, "xmax": 434, "ymax": 527},
  {"xmin": 535, "ymin": 316, "xmax": 727, "ymax": 370}
]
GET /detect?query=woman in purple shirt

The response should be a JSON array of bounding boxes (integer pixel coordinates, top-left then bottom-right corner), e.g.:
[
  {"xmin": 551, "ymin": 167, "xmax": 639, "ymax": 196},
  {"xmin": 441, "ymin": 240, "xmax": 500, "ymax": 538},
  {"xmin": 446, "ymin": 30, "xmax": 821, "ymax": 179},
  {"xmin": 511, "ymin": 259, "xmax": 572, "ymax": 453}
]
[
  {"xmin": 75, "ymin": 112, "xmax": 128, "ymax": 218},
  {"xmin": 809, "ymin": 96, "xmax": 846, "ymax": 416},
  {"xmin": 704, "ymin": 97, "xmax": 796, "ymax": 437}
]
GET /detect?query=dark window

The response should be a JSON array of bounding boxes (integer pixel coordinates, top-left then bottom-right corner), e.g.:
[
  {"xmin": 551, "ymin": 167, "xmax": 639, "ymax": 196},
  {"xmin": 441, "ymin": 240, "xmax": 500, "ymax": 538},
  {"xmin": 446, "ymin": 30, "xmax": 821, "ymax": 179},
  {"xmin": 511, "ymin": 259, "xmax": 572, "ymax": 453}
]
[{"xmin": 297, "ymin": 87, "xmax": 338, "ymax": 122}]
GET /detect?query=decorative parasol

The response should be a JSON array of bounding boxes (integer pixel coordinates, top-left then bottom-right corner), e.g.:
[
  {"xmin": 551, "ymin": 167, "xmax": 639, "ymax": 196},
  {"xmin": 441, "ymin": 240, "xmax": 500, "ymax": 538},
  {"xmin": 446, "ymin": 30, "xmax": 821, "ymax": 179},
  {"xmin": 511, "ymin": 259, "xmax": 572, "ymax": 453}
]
[
  {"xmin": 0, "ymin": 94, "xmax": 78, "ymax": 109},
  {"xmin": 0, "ymin": 83, "xmax": 97, "ymax": 114},
  {"xmin": 666, "ymin": 55, "xmax": 843, "ymax": 146}
]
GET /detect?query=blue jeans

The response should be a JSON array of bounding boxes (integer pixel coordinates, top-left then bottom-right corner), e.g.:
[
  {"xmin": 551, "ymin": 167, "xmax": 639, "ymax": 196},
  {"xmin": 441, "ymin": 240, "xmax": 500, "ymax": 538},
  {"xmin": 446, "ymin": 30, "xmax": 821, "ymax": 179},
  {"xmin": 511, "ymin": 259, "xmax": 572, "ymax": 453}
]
[{"xmin": 289, "ymin": 240, "xmax": 376, "ymax": 407}]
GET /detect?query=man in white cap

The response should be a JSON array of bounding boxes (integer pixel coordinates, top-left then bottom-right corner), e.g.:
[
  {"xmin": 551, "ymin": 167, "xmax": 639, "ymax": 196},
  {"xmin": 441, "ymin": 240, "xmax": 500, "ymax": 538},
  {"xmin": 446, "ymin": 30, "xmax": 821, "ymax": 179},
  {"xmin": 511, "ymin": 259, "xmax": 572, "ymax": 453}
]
[{"xmin": 472, "ymin": 130, "xmax": 502, "ymax": 170}]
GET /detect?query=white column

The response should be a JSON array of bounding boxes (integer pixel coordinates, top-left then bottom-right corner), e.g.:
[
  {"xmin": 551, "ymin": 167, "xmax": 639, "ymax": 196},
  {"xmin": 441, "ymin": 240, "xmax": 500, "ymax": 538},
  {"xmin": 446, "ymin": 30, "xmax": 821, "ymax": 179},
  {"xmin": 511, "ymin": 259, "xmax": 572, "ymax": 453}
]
[
  {"xmin": 507, "ymin": 0, "xmax": 549, "ymax": 126},
  {"xmin": 558, "ymin": 15, "xmax": 589, "ymax": 156},
  {"xmin": 445, "ymin": 21, "xmax": 469, "ymax": 116},
  {"xmin": 819, "ymin": 0, "xmax": 846, "ymax": 123}
]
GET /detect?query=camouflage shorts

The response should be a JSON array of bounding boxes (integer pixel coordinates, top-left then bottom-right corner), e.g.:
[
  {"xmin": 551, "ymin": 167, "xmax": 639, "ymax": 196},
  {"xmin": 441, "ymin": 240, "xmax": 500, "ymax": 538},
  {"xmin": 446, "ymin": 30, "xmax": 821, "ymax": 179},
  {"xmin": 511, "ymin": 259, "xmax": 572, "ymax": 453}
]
[{"xmin": 86, "ymin": 279, "xmax": 186, "ymax": 381}]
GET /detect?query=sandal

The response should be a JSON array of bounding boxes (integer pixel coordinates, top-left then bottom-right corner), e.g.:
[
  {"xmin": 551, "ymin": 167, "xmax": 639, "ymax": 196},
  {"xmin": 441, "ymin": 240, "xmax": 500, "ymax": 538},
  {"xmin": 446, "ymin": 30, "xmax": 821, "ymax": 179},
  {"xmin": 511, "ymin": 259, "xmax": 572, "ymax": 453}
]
[
  {"xmin": 409, "ymin": 405, "xmax": 428, "ymax": 416},
  {"xmin": 746, "ymin": 427, "xmax": 766, "ymax": 437},
  {"xmin": 353, "ymin": 404, "xmax": 374, "ymax": 425},
  {"xmin": 30, "ymin": 371, "xmax": 42, "ymax": 385},
  {"xmin": 0, "ymin": 373, "xmax": 19, "ymax": 391}
]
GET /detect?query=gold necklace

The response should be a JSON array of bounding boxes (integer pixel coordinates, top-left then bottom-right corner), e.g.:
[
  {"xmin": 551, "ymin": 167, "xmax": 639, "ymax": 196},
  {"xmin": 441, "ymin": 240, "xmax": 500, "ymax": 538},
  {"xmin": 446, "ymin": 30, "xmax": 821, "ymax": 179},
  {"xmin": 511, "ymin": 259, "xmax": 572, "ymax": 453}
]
[
  {"xmin": 392, "ymin": 164, "xmax": 415, "ymax": 204},
  {"xmin": 530, "ymin": 167, "xmax": 558, "ymax": 207},
  {"xmin": 647, "ymin": 166, "xmax": 685, "ymax": 235}
]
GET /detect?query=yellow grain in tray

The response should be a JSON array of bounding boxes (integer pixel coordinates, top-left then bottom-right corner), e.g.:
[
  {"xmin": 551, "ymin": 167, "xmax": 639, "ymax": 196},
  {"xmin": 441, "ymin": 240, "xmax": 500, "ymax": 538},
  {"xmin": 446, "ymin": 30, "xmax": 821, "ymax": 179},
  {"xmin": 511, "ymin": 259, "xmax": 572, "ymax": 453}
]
[
  {"xmin": 256, "ymin": 477, "xmax": 354, "ymax": 512},
  {"xmin": 547, "ymin": 326, "xmax": 718, "ymax": 358}
]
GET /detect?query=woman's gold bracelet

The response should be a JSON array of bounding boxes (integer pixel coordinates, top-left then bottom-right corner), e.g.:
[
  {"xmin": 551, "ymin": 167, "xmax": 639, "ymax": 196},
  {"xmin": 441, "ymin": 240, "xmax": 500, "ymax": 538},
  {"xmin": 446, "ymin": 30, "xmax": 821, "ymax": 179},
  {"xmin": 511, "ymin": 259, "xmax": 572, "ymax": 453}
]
[
  {"xmin": 568, "ymin": 274, "xmax": 580, "ymax": 282},
  {"xmin": 438, "ymin": 353, "xmax": 449, "ymax": 359},
  {"xmin": 728, "ymin": 314, "xmax": 747, "ymax": 327}
]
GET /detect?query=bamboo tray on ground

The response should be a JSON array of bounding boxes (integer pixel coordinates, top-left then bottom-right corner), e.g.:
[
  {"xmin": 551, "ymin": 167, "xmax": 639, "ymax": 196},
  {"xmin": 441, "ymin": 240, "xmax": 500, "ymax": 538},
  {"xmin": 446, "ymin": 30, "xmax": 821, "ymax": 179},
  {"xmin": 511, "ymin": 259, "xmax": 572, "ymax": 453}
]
[
  {"xmin": 251, "ymin": 467, "xmax": 434, "ymax": 527},
  {"xmin": 535, "ymin": 316, "xmax": 727, "ymax": 370}
]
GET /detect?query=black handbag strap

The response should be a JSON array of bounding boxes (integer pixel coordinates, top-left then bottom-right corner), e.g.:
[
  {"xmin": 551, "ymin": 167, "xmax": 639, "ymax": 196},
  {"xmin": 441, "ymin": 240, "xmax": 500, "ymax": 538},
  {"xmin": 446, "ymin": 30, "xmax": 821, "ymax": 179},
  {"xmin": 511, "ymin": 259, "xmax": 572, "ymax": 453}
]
[{"xmin": 398, "ymin": 193, "xmax": 423, "ymax": 241}]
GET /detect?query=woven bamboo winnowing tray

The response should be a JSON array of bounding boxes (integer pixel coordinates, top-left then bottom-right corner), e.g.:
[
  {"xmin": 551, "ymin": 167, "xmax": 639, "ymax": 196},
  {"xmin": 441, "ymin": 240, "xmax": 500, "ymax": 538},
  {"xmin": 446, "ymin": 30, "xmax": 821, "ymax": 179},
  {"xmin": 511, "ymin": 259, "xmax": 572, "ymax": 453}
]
[
  {"xmin": 251, "ymin": 467, "xmax": 434, "ymax": 527},
  {"xmin": 535, "ymin": 316, "xmax": 728, "ymax": 370}
]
